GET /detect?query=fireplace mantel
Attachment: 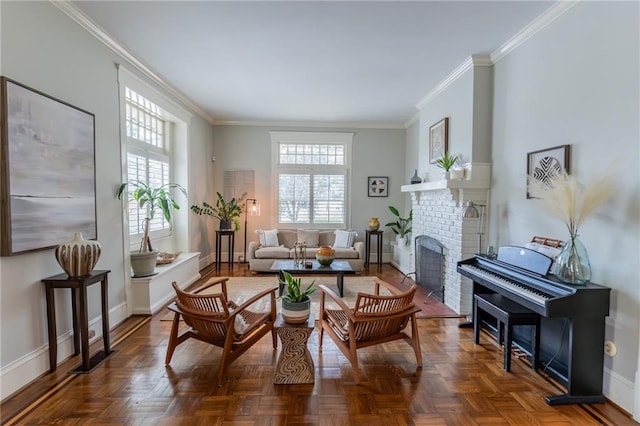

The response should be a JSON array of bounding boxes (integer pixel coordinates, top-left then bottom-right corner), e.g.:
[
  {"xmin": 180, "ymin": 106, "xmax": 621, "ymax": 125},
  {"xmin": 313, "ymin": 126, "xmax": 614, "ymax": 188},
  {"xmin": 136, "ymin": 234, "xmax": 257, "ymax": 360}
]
[{"xmin": 401, "ymin": 162, "xmax": 491, "ymax": 194}]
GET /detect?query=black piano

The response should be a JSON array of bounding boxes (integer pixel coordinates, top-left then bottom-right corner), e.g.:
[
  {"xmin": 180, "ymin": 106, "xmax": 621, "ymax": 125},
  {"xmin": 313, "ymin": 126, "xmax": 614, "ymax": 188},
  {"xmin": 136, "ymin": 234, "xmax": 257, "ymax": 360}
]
[{"xmin": 457, "ymin": 246, "xmax": 611, "ymax": 405}]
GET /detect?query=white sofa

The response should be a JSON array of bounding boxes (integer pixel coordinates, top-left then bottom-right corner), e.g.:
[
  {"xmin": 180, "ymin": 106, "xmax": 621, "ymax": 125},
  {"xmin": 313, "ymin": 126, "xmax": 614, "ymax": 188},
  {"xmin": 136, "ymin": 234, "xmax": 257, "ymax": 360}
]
[{"xmin": 248, "ymin": 229, "xmax": 365, "ymax": 273}]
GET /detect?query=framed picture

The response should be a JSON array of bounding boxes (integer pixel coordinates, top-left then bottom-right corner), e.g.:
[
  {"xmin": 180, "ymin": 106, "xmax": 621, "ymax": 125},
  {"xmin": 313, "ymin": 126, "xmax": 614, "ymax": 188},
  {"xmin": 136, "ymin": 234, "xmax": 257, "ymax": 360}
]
[
  {"xmin": 368, "ymin": 176, "xmax": 388, "ymax": 197},
  {"xmin": 429, "ymin": 117, "xmax": 449, "ymax": 164},
  {"xmin": 526, "ymin": 144, "xmax": 571, "ymax": 199},
  {"xmin": 1, "ymin": 77, "xmax": 97, "ymax": 255}
]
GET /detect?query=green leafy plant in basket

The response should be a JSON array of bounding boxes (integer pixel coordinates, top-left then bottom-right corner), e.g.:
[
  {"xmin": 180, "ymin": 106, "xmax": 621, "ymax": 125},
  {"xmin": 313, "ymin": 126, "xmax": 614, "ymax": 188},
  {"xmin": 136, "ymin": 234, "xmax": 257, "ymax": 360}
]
[{"xmin": 277, "ymin": 271, "xmax": 315, "ymax": 303}]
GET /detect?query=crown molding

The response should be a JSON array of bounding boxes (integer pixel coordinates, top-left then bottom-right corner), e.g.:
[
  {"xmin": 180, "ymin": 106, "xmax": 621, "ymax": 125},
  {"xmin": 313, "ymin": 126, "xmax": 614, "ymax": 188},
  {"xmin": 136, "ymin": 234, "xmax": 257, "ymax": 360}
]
[
  {"xmin": 404, "ymin": 112, "xmax": 420, "ymax": 129},
  {"xmin": 490, "ymin": 1, "xmax": 580, "ymax": 63},
  {"xmin": 50, "ymin": 0, "xmax": 215, "ymax": 125},
  {"xmin": 414, "ymin": 1, "xmax": 580, "ymax": 113},
  {"xmin": 212, "ymin": 119, "xmax": 406, "ymax": 130}
]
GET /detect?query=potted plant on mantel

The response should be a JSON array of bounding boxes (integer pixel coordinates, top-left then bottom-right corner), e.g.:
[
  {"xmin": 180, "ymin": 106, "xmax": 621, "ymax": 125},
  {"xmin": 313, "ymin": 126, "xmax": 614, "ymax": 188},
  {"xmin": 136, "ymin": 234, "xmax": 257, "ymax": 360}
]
[
  {"xmin": 385, "ymin": 206, "xmax": 413, "ymax": 246},
  {"xmin": 278, "ymin": 271, "xmax": 315, "ymax": 324},
  {"xmin": 116, "ymin": 181, "xmax": 187, "ymax": 277},
  {"xmin": 190, "ymin": 192, "xmax": 246, "ymax": 230},
  {"xmin": 435, "ymin": 151, "xmax": 460, "ymax": 180}
]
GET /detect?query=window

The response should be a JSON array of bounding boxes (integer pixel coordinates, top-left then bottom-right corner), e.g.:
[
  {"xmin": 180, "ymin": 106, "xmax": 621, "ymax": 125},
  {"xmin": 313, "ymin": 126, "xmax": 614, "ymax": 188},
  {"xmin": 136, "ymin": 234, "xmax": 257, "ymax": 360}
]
[
  {"xmin": 118, "ymin": 65, "xmax": 190, "ymax": 255},
  {"xmin": 271, "ymin": 132, "xmax": 353, "ymax": 227},
  {"xmin": 124, "ymin": 88, "xmax": 173, "ymax": 238}
]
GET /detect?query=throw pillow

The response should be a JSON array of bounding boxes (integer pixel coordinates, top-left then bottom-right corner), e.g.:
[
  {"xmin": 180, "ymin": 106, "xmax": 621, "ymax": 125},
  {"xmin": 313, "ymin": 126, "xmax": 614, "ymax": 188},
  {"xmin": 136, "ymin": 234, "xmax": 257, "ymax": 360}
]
[
  {"xmin": 333, "ymin": 230, "xmax": 356, "ymax": 248},
  {"xmin": 297, "ymin": 229, "xmax": 320, "ymax": 247},
  {"xmin": 256, "ymin": 229, "xmax": 279, "ymax": 247}
]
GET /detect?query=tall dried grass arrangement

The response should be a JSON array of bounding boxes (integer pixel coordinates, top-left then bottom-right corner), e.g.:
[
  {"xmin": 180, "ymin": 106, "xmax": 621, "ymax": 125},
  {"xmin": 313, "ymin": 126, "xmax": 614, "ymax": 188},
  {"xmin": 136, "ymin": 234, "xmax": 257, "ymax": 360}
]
[{"xmin": 527, "ymin": 170, "xmax": 616, "ymax": 238}]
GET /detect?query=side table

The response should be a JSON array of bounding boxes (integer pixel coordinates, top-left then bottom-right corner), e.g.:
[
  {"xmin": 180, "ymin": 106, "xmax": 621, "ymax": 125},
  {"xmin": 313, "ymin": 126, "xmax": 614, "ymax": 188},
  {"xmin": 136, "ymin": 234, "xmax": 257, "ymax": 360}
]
[
  {"xmin": 215, "ymin": 230, "xmax": 235, "ymax": 270},
  {"xmin": 274, "ymin": 313, "xmax": 315, "ymax": 384},
  {"xmin": 42, "ymin": 270, "xmax": 112, "ymax": 373},
  {"xmin": 365, "ymin": 229, "xmax": 383, "ymax": 268}
]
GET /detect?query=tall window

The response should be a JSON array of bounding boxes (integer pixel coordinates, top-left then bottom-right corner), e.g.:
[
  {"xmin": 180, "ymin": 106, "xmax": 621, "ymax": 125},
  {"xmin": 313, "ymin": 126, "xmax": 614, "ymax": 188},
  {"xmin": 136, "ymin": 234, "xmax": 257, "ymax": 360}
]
[
  {"xmin": 125, "ymin": 87, "xmax": 172, "ymax": 238},
  {"xmin": 271, "ymin": 132, "xmax": 353, "ymax": 227}
]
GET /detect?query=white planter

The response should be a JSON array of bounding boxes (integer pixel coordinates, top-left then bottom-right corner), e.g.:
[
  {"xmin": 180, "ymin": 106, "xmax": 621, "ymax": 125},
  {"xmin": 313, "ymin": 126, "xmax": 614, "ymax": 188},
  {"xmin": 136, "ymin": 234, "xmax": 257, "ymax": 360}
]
[
  {"xmin": 130, "ymin": 250, "xmax": 159, "ymax": 277},
  {"xmin": 396, "ymin": 234, "xmax": 409, "ymax": 246}
]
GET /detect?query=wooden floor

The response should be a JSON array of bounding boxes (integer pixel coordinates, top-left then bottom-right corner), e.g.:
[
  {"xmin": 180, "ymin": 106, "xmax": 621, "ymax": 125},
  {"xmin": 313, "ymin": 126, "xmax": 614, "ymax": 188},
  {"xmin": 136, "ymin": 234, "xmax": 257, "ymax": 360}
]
[{"xmin": 1, "ymin": 264, "xmax": 634, "ymax": 425}]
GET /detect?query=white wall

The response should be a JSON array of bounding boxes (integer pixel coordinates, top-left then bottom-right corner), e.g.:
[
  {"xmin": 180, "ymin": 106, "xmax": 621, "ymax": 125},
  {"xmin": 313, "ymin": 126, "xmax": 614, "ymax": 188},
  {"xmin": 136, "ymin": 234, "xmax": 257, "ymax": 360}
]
[
  {"xmin": 191, "ymin": 125, "xmax": 407, "ymax": 263},
  {"xmin": 0, "ymin": 2, "xmax": 213, "ymax": 399}
]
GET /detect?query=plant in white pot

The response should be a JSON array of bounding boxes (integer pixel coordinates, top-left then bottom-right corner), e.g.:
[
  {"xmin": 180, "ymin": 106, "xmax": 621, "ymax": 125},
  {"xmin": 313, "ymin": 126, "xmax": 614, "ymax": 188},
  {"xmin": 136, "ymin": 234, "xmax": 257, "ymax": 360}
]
[
  {"xmin": 277, "ymin": 271, "xmax": 315, "ymax": 324},
  {"xmin": 190, "ymin": 191, "xmax": 246, "ymax": 230},
  {"xmin": 385, "ymin": 206, "xmax": 413, "ymax": 246},
  {"xmin": 117, "ymin": 181, "xmax": 187, "ymax": 277},
  {"xmin": 435, "ymin": 151, "xmax": 460, "ymax": 180}
]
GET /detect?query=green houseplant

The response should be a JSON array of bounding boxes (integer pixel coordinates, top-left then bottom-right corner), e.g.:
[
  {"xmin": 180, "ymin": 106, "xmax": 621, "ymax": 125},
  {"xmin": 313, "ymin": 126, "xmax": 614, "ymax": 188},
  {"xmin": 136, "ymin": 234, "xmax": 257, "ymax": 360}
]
[
  {"xmin": 435, "ymin": 151, "xmax": 460, "ymax": 178},
  {"xmin": 277, "ymin": 271, "xmax": 315, "ymax": 324},
  {"xmin": 385, "ymin": 206, "xmax": 413, "ymax": 246},
  {"xmin": 116, "ymin": 181, "xmax": 187, "ymax": 277},
  {"xmin": 190, "ymin": 192, "xmax": 246, "ymax": 230}
]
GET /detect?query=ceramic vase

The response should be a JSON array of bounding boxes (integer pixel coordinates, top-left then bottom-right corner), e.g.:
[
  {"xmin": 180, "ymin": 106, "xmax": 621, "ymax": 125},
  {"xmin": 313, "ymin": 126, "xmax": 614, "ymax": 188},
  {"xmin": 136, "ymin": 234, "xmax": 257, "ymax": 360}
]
[
  {"xmin": 553, "ymin": 235, "xmax": 591, "ymax": 285},
  {"xmin": 54, "ymin": 232, "xmax": 101, "ymax": 278},
  {"xmin": 282, "ymin": 297, "xmax": 311, "ymax": 324},
  {"xmin": 316, "ymin": 245, "xmax": 335, "ymax": 266},
  {"xmin": 368, "ymin": 217, "xmax": 380, "ymax": 231},
  {"xmin": 410, "ymin": 169, "xmax": 422, "ymax": 184}
]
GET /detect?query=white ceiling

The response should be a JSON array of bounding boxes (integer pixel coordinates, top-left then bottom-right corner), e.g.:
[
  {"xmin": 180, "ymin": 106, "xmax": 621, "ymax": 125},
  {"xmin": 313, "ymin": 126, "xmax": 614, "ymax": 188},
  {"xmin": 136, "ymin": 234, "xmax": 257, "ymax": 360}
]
[{"xmin": 72, "ymin": 1, "xmax": 555, "ymax": 127}]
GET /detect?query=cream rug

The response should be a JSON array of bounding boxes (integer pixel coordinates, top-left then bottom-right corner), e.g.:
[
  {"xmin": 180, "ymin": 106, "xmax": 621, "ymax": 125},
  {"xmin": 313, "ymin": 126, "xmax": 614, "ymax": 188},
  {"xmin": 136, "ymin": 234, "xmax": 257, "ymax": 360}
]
[{"xmin": 161, "ymin": 275, "xmax": 391, "ymax": 321}]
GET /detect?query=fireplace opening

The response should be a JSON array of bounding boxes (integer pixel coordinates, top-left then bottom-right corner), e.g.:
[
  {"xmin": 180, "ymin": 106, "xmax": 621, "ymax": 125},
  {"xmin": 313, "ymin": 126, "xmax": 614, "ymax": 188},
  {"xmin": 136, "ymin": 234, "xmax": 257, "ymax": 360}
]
[{"xmin": 415, "ymin": 235, "xmax": 445, "ymax": 302}]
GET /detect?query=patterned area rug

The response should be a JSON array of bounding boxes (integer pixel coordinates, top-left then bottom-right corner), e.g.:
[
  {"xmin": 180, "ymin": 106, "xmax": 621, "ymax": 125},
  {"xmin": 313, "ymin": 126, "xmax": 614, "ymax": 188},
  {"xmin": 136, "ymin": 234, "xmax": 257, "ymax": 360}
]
[{"xmin": 161, "ymin": 275, "xmax": 461, "ymax": 320}]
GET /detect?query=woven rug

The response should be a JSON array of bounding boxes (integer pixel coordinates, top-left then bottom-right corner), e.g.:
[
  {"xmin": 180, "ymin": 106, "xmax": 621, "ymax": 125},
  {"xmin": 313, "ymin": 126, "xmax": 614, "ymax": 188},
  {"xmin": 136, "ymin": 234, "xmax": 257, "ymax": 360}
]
[{"xmin": 161, "ymin": 275, "xmax": 460, "ymax": 320}]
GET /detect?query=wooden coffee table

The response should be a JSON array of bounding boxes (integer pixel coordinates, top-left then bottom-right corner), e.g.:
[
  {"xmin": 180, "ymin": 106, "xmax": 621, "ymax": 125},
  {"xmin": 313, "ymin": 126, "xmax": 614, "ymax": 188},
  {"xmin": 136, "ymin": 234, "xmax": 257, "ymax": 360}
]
[{"xmin": 270, "ymin": 259, "xmax": 354, "ymax": 297}]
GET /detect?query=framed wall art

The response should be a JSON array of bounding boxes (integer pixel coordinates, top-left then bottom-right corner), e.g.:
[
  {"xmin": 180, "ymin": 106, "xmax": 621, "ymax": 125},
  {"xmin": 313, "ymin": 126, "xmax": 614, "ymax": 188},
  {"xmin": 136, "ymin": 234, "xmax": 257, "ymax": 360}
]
[
  {"xmin": 368, "ymin": 176, "xmax": 388, "ymax": 197},
  {"xmin": 429, "ymin": 117, "xmax": 449, "ymax": 164},
  {"xmin": 1, "ymin": 77, "xmax": 97, "ymax": 255},
  {"xmin": 526, "ymin": 144, "xmax": 571, "ymax": 199}
]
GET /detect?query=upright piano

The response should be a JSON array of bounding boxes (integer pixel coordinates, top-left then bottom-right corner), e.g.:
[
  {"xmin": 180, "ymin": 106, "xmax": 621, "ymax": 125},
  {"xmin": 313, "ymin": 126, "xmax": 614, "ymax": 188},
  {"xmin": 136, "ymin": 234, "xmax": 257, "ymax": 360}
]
[{"xmin": 457, "ymin": 246, "xmax": 611, "ymax": 405}]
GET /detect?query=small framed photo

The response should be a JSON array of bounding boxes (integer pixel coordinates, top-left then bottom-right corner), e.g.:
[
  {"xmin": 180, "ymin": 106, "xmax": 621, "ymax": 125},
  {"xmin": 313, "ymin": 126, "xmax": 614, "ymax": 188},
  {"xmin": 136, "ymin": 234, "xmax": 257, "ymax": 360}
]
[
  {"xmin": 429, "ymin": 117, "xmax": 449, "ymax": 164},
  {"xmin": 526, "ymin": 144, "xmax": 571, "ymax": 198},
  {"xmin": 368, "ymin": 176, "xmax": 388, "ymax": 197}
]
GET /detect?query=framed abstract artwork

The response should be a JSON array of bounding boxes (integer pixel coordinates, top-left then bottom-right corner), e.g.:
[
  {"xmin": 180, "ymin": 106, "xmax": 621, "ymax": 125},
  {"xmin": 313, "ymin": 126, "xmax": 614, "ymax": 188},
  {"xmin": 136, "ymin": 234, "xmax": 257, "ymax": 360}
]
[
  {"xmin": 368, "ymin": 176, "xmax": 388, "ymax": 197},
  {"xmin": 1, "ymin": 77, "xmax": 97, "ymax": 255},
  {"xmin": 429, "ymin": 117, "xmax": 449, "ymax": 164},
  {"xmin": 526, "ymin": 144, "xmax": 571, "ymax": 199}
]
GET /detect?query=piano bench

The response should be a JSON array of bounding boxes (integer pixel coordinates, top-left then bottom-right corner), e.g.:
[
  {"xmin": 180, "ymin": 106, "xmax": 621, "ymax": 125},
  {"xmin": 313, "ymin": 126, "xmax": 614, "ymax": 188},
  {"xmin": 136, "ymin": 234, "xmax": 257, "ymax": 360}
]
[{"xmin": 473, "ymin": 293, "xmax": 540, "ymax": 372}]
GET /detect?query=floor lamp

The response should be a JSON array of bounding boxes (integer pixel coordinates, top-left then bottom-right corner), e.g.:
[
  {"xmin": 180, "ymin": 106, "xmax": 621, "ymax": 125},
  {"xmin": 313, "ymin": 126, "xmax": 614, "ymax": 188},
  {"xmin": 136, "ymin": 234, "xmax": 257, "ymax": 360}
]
[{"xmin": 243, "ymin": 198, "xmax": 260, "ymax": 263}]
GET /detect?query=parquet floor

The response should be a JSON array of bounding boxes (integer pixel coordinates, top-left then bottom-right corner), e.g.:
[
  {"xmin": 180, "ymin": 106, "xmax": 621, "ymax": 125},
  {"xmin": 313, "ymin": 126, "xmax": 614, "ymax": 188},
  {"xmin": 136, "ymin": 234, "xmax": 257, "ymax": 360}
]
[{"xmin": 1, "ymin": 264, "xmax": 634, "ymax": 425}]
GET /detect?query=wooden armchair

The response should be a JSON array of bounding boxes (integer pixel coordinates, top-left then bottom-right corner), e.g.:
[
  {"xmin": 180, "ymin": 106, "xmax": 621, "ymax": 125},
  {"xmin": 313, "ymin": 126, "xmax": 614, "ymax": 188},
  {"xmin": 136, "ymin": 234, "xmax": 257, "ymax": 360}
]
[
  {"xmin": 318, "ymin": 278, "xmax": 422, "ymax": 384},
  {"xmin": 165, "ymin": 277, "xmax": 277, "ymax": 386}
]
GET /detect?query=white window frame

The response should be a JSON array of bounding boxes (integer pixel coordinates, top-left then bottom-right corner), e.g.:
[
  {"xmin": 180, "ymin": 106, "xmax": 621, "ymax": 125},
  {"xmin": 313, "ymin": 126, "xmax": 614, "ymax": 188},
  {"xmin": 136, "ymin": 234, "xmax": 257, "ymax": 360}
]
[
  {"xmin": 270, "ymin": 131, "xmax": 353, "ymax": 229},
  {"xmin": 117, "ymin": 65, "xmax": 191, "ymax": 253}
]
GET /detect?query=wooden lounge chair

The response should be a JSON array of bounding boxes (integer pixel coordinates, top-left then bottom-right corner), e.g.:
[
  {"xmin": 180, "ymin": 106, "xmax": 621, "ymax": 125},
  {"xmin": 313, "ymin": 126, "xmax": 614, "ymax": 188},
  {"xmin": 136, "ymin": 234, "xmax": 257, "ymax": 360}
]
[
  {"xmin": 318, "ymin": 278, "xmax": 422, "ymax": 383},
  {"xmin": 165, "ymin": 277, "xmax": 277, "ymax": 386}
]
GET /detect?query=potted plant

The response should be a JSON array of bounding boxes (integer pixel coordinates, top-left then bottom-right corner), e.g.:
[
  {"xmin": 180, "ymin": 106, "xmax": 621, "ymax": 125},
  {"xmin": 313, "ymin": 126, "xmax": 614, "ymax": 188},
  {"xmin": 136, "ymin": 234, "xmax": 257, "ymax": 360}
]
[
  {"xmin": 277, "ymin": 271, "xmax": 315, "ymax": 324},
  {"xmin": 190, "ymin": 192, "xmax": 246, "ymax": 230},
  {"xmin": 116, "ymin": 181, "xmax": 187, "ymax": 277},
  {"xmin": 385, "ymin": 206, "xmax": 413, "ymax": 246},
  {"xmin": 435, "ymin": 151, "xmax": 460, "ymax": 179}
]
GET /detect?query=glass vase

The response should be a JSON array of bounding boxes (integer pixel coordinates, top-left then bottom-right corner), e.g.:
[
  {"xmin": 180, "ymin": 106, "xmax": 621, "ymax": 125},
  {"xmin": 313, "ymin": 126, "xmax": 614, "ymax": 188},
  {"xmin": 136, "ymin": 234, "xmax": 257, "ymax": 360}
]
[{"xmin": 553, "ymin": 235, "xmax": 591, "ymax": 285}]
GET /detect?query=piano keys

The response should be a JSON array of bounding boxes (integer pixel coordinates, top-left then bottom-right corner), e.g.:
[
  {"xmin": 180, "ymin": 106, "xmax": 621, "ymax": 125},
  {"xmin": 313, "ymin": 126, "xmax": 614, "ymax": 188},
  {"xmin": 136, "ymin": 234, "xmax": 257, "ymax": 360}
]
[{"xmin": 457, "ymin": 246, "xmax": 611, "ymax": 405}]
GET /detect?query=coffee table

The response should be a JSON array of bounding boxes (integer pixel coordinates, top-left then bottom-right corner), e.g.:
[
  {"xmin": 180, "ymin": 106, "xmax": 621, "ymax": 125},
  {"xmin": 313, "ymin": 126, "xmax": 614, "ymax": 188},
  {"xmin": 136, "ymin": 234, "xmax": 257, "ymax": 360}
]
[{"xmin": 270, "ymin": 259, "xmax": 354, "ymax": 297}]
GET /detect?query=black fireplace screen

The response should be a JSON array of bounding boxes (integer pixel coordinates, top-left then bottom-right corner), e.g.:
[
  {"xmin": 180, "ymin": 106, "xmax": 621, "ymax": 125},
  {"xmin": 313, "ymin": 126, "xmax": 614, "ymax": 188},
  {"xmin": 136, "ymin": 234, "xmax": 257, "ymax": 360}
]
[{"xmin": 415, "ymin": 235, "xmax": 445, "ymax": 302}]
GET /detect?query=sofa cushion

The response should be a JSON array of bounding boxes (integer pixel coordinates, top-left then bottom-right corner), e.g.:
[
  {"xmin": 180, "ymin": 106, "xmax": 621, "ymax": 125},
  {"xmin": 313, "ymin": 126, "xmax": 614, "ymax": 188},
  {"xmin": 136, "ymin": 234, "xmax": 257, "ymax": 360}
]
[
  {"xmin": 255, "ymin": 246, "xmax": 290, "ymax": 259},
  {"xmin": 256, "ymin": 229, "xmax": 279, "ymax": 247},
  {"xmin": 297, "ymin": 229, "xmax": 320, "ymax": 247},
  {"xmin": 333, "ymin": 230, "xmax": 357, "ymax": 248}
]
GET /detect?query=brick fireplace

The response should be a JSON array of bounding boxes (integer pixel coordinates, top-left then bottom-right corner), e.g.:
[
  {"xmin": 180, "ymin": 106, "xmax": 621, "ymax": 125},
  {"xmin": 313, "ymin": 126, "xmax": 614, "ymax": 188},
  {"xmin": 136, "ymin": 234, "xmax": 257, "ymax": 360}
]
[{"xmin": 401, "ymin": 163, "xmax": 490, "ymax": 315}]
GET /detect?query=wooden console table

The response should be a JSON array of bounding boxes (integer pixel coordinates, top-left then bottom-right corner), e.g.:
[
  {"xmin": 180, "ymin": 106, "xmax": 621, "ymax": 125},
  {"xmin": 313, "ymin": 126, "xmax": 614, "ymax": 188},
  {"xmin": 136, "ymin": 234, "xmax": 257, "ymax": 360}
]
[
  {"xmin": 274, "ymin": 313, "xmax": 315, "ymax": 384},
  {"xmin": 42, "ymin": 270, "xmax": 112, "ymax": 373}
]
